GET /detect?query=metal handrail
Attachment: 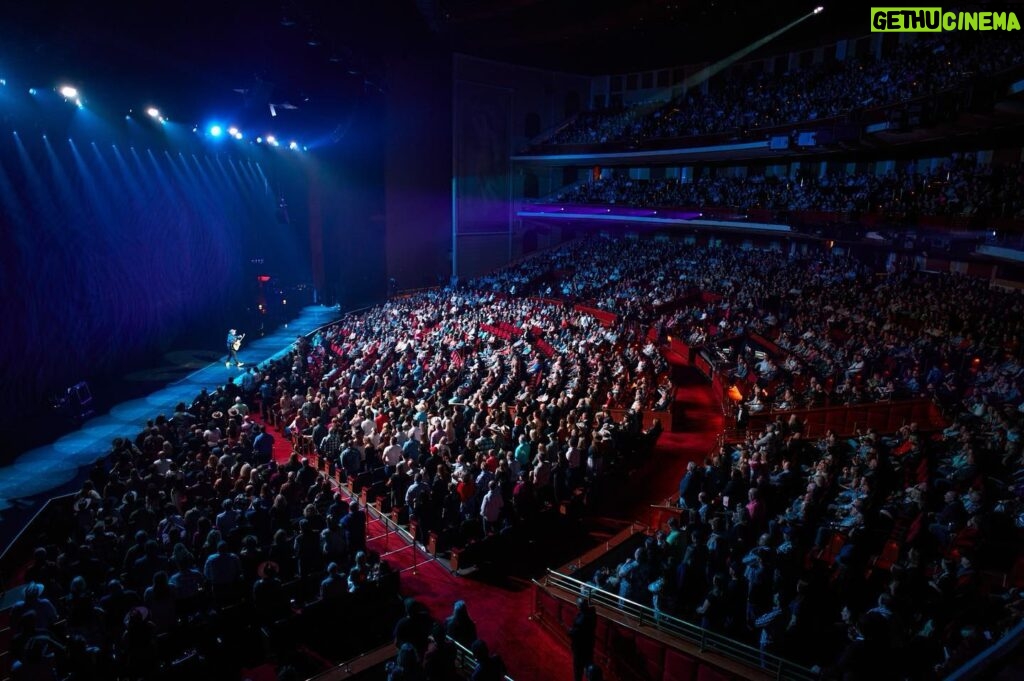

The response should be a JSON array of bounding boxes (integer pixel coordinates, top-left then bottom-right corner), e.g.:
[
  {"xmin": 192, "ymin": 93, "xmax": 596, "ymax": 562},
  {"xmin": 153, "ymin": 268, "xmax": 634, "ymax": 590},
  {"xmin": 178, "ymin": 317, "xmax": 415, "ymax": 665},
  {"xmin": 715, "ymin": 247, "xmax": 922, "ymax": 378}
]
[
  {"xmin": 448, "ymin": 636, "xmax": 514, "ymax": 681},
  {"xmin": 542, "ymin": 569, "xmax": 818, "ymax": 681}
]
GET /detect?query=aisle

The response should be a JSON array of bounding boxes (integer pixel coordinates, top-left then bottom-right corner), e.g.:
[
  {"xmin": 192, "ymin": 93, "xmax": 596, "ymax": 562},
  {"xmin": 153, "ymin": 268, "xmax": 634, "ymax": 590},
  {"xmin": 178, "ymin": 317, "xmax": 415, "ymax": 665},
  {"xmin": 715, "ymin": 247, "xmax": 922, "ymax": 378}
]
[{"xmin": 620, "ymin": 366, "xmax": 724, "ymax": 521}]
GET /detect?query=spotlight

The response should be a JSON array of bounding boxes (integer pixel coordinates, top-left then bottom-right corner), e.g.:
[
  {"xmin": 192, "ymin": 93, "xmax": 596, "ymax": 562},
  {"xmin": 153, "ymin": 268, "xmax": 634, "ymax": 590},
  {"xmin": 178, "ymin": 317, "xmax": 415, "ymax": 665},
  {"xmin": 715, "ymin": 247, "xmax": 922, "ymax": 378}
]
[
  {"xmin": 75, "ymin": 99, "xmax": 83, "ymax": 109},
  {"xmin": 289, "ymin": 141, "xmax": 298, "ymax": 150},
  {"xmin": 210, "ymin": 125, "xmax": 223, "ymax": 137},
  {"xmin": 28, "ymin": 88, "xmax": 37, "ymax": 95},
  {"xmin": 228, "ymin": 126, "xmax": 239, "ymax": 136},
  {"xmin": 0, "ymin": 79, "xmax": 5, "ymax": 86},
  {"xmin": 146, "ymin": 107, "xmax": 160, "ymax": 118},
  {"xmin": 256, "ymin": 136, "xmax": 263, "ymax": 144},
  {"xmin": 814, "ymin": 6, "xmax": 823, "ymax": 13},
  {"xmin": 59, "ymin": 85, "xmax": 78, "ymax": 99},
  {"xmin": 233, "ymin": 131, "xmax": 243, "ymax": 140}
]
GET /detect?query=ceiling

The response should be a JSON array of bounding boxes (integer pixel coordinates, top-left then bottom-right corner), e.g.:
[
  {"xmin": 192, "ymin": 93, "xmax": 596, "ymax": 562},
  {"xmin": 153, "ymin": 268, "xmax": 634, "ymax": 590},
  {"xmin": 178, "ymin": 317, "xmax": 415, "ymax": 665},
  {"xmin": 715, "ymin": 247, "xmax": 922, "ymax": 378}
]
[
  {"xmin": 420, "ymin": 0, "xmax": 865, "ymax": 73},
  {"xmin": 0, "ymin": 1, "xmax": 866, "ymax": 142}
]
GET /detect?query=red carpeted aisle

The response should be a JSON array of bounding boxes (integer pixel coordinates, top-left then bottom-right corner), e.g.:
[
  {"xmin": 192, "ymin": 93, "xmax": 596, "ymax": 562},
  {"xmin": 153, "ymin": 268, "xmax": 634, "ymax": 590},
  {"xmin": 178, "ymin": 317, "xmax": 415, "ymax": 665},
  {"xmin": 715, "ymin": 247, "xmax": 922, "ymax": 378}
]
[
  {"xmin": 620, "ymin": 363, "xmax": 724, "ymax": 521},
  {"xmin": 261, "ymin": 422, "xmax": 573, "ymax": 681}
]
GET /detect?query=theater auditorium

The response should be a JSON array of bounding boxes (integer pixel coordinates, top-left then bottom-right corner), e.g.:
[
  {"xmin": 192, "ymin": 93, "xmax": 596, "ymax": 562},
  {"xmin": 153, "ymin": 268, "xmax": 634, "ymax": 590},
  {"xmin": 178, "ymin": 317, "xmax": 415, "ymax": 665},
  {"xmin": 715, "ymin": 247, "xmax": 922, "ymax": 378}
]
[{"xmin": 1, "ymin": 2, "xmax": 1023, "ymax": 680}]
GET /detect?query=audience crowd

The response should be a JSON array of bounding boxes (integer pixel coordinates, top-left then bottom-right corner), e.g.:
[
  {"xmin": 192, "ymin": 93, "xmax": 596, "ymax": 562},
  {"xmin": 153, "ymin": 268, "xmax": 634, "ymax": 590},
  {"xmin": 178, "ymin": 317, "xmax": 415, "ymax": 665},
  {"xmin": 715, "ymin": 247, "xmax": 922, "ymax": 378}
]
[
  {"xmin": 554, "ymin": 159, "xmax": 1024, "ymax": 221},
  {"xmin": 7, "ymin": 280, "xmax": 672, "ymax": 679},
  {"xmin": 462, "ymin": 237, "xmax": 1022, "ymax": 678},
  {"xmin": 546, "ymin": 35, "xmax": 1023, "ymax": 146},
  {"xmin": 8, "ymin": 231, "xmax": 1024, "ymax": 680},
  {"xmin": 9, "ymin": 370, "xmax": 402, "ymax": 680},
  {"xmin": 596, "ymin": 395, "xmax": 1024, "ymax": 679},
  {"xmin": 468, "ymin": 236, "xmax": 1024, "ymax": 413}
]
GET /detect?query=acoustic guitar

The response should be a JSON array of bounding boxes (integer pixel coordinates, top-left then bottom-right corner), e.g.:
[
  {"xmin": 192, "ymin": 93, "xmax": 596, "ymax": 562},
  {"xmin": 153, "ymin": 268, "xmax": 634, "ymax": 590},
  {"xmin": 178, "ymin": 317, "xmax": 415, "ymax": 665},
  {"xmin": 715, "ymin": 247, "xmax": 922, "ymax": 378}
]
[{"xmin": 232, "ymin": 333, "xmax": 246, "ymax": 351}]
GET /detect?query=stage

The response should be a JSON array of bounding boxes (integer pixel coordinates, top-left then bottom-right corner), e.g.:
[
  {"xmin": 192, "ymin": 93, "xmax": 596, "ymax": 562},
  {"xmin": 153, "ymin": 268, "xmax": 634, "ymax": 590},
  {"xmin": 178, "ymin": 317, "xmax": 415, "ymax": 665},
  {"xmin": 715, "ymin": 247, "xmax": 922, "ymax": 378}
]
[{"xmin": 0, "ymin": 305, "xmax": 341, "ymax": 541}]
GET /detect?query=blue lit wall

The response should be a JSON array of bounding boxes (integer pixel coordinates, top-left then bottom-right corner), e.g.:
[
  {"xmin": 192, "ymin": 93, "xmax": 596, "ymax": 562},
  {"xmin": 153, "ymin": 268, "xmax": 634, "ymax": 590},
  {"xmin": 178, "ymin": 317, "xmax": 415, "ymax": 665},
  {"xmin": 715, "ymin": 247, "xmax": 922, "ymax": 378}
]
[{"xmin": 0, "ymin": 130, "xmax": 311, "ymax": 427}]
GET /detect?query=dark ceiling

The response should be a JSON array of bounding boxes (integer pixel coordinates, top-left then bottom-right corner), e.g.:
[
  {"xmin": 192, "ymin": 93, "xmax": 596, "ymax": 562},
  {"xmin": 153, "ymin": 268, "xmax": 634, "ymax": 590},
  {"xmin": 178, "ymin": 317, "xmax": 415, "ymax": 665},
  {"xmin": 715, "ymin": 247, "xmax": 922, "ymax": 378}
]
[
  {"xmin": 423, "ymin": 0, "xmax": 865, "ymax": 73},
  {"xmin": 0, "ymin": 1, "xmax": 867, "ymax": 142}
]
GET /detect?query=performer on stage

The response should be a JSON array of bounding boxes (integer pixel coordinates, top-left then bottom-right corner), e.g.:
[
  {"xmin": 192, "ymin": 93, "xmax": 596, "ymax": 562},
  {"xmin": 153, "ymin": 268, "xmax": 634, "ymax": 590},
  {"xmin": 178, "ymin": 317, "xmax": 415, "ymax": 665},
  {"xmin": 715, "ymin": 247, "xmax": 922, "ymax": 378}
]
[{"xmin": 226, "ymin": 329, "xmax": 245, "ymax": 369}]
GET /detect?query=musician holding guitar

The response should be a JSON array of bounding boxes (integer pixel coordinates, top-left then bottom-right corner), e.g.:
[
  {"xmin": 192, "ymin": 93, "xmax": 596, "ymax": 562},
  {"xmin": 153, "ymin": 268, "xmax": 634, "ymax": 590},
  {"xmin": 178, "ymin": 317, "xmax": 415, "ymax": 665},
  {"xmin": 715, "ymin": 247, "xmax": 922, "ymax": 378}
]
[{"xmin": 225, "ymin": 329, "xmax": 246, "ymax": 369}]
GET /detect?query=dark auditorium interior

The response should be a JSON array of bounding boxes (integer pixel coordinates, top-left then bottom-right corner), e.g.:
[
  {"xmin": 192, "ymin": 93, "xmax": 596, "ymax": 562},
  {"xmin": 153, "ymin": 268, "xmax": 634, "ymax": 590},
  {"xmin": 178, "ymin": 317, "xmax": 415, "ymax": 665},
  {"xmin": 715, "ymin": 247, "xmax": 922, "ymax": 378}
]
[{"xmin": 4, "ymin": 1, "xmax": 1024, "ymax": 680}]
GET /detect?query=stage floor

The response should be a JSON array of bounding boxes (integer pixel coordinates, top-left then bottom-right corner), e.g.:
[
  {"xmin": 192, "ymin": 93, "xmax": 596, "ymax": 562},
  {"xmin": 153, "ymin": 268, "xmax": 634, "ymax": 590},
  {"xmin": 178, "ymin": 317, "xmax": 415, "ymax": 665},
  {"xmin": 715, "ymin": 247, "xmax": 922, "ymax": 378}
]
[{"xmin": 0, "ymin": 305, "xmax": 341, "ymax": 534}]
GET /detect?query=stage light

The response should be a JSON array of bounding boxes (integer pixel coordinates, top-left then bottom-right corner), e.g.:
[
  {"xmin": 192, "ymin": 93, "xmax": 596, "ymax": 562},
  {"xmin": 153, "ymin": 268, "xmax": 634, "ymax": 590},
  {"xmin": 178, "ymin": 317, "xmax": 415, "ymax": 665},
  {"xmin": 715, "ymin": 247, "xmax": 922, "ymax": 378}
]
[
  {"xmin": 59, "ymin": 85, "xmax": 78, "ymax": 99},
  {"xmin": 814, "ymin": 6, "xmax": 824, "ymax": 14},
  {"xmin": 233, "ymin": 131, "xmax": 243, "ymax": 140},
  {"xmin": 256, "ymin": 136, "xmax": 263, "ymax": 143},
  {"xmin": 28, "ymin": 88, "xmax": 37, "ymax": 95},
  {"xmin": 0, "ymin": 79, "xmax": 6, "ymax": 86},
  {"xmin": 210, "ymin": 125, "xmax": 223, "ymax": 137},
  {"xmin": 289, "ymin": 141, "xmax": 298, "ymax": 150},
  {"xmin": 146, "ymin": 107, "xmax": 160, "ymax": 118},
  {"xmin": 302, "ymin": 146, "xmax": 308, "ymax": 151},
  {"xmin": 228, "ymin": 126, "xmax": 239, "ymax": 136}
]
